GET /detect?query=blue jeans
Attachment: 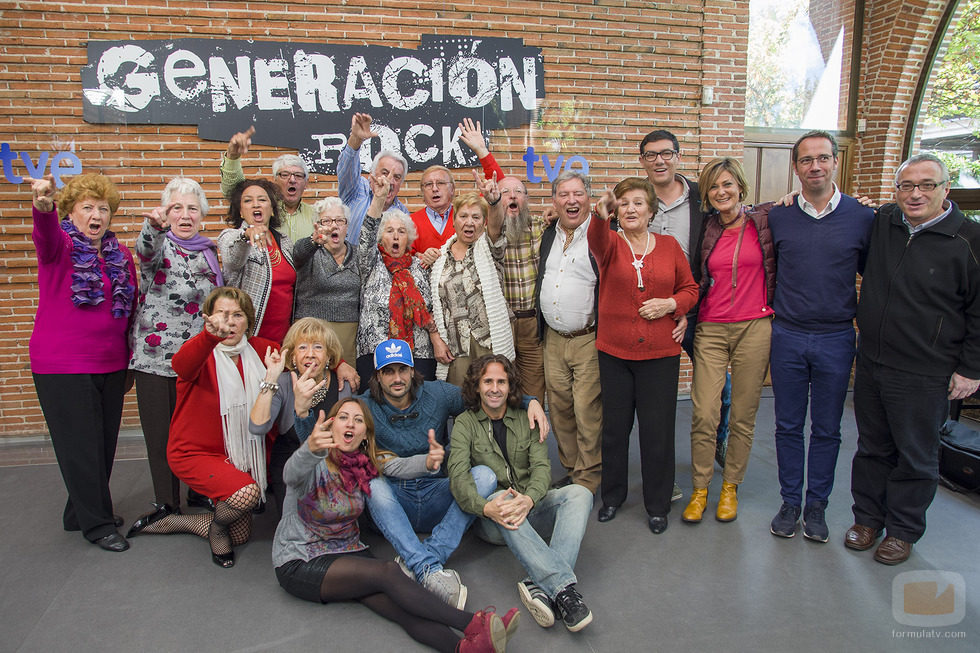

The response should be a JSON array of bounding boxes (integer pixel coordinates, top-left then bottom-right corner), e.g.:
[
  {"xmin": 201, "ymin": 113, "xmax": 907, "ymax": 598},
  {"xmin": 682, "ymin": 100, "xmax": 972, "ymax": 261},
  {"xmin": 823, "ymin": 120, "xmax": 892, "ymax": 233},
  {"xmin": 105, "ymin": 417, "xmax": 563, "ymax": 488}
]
[
  {"xmin": 476, "ymin": 484, "xmax": 593, "ymax": 599},
  {"xmin": 683, "ymin": 316, "xmax": 731, "ymax": 441},
  {"xmin": 367, "ymin": 466, "xmax": 496, "ymax": 580},
  {"xmin": 770, "ymin": 323, "xmax": 855, "ymax": 507}
]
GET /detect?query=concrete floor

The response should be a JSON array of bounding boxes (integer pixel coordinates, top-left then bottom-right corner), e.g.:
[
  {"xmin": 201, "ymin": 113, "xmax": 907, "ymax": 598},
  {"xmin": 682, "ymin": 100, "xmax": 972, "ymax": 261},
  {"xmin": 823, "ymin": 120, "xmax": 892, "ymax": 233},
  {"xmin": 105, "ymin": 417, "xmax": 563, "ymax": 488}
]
[{"xmin": 1, "ymin": 392, "xmax": 977, "ymax": 652}]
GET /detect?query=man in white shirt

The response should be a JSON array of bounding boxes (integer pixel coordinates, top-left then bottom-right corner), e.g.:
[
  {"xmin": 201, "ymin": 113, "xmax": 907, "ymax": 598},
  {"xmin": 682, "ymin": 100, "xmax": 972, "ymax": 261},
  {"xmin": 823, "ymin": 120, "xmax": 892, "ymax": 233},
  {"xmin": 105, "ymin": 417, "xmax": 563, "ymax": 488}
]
[{"xmin": 533, "ymin": 171, "xmax": 602, "ymax": 493}]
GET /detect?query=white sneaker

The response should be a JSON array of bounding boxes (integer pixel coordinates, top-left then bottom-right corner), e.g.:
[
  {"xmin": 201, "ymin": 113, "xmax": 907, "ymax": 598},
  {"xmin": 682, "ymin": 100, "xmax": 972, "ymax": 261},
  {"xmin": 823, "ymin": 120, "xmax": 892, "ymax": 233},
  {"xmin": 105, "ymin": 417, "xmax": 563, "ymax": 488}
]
[
  {"xmin": 422, "ymin": 568, "xmax": 467, "ymax": 610},
  {"xmin": 517, "ymin": 579, "xmax": 555, "ymax": 628},
  {"xmin": 393, "ymin": 555, "xmax": 414, "ymax": 580}
]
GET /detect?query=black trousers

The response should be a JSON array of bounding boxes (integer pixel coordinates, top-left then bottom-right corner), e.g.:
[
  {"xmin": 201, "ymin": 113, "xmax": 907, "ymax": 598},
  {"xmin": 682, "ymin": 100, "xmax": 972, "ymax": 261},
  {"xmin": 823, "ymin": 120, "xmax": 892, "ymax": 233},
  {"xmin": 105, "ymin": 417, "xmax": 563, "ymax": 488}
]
[
  {"xmin": 850, "ymin": 354, "xmax": 949, "ymax": 543},
  {"xmin": 134, "ymin": 371, "xmax": 180, "ymax": 508},
  {"xmin": 33, "ymin": 370, "xmax": 127, "ymax": 541},
  {"xmin": 598, "ymin": 353, "xmax": 680, "ymax": 518}
]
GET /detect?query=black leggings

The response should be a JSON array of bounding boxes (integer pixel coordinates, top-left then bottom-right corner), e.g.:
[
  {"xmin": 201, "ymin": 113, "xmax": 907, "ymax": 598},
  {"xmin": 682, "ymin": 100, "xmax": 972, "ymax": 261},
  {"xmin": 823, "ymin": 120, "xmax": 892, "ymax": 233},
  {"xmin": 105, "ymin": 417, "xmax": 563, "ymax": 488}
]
[{"xmin": 282, "ymin": 554, "xmax": 472, "ymax": 652}]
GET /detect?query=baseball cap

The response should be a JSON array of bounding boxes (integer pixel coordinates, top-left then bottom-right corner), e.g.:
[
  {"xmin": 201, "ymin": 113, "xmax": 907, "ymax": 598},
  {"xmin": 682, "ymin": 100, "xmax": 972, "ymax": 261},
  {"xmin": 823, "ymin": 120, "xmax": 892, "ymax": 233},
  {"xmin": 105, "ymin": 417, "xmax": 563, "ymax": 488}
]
[{"xmin": 374, "ymin": 339, "xmax": 415, "ymax": 370}]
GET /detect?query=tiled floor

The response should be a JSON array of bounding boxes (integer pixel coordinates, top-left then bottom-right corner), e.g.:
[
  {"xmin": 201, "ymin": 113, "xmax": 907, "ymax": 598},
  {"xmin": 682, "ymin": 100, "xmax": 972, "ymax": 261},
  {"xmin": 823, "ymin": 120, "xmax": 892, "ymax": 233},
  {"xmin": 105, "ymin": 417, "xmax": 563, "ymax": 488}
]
[{"xmin": 1, "ymin": 393, "xmax": 977, "ymax": 652}]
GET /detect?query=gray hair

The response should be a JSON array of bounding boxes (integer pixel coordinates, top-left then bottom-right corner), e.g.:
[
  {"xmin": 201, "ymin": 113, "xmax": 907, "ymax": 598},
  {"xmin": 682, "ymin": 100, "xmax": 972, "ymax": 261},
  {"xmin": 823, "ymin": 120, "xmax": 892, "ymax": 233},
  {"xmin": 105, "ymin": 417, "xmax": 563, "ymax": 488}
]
[
  {"xmin": 371, "ymin": 149, "xmax": 409, "ymax": 178},
  {"xmin": 312, "ymin": 196, "xmax": 350, "ymax": 220},
  {"xmin": 161, "ymin": 177, "xmax": 208, "ymax": 216},
  {"xmin": 377, "ymin": 209, "xmax": 418, "ymax": 250},
  {"xmin": 895, "ymin": 153, "xmax": 950, "ymax": 185},
  {"xmin": 272, "ymin": 154, "xmax": 309, "ymax": 177},
  {"xmin": 551, "ymin": 170, "xmax": 591, "ymax": 197}
]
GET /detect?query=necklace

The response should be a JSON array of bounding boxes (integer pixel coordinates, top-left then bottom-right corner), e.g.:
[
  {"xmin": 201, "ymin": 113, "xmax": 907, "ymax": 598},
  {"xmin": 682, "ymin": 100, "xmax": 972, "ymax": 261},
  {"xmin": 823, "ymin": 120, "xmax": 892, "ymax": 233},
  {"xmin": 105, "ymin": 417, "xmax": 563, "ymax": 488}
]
[
  {"xmin": 267, "ymin": 239, "xmax": 282, "ymax": 266},
  {"xmin": 622, "ymin": 230, "xmax": 651, "ymax": 290},
  {"xmin": 311, "ymin": 375, "xmax": 329, "ymax": 407}
]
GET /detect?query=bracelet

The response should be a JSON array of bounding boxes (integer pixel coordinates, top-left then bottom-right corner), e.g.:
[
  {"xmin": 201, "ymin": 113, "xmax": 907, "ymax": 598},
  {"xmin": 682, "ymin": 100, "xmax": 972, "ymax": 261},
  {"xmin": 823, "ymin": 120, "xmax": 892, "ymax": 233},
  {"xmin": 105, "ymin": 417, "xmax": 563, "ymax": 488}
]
[
  {"xmin": 486, "ymin": 196, "xmax": 501, "ymax": 206},
  {"xmin": 259, "ymin": 381, "xmax": 280, "ymax": 394}
]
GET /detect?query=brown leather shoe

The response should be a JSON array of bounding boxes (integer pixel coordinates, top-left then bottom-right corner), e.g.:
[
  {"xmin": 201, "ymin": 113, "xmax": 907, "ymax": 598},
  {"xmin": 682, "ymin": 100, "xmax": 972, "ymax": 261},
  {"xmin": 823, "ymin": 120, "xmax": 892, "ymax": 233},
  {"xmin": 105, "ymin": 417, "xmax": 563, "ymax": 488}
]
[
  {"xmin": 715, "ymin": 482, "xmax": 738, "ymax": 522},
  {"xmin": 682, "ymin": 488, "xmax": 708, "ymax": 523},
  {"xmin": 874, "ymin": 536, "xmax": 913, "ymax": 565},
  {"xmin": 844, "ymin": 524, "xmax": 883, "ymax": 551}
]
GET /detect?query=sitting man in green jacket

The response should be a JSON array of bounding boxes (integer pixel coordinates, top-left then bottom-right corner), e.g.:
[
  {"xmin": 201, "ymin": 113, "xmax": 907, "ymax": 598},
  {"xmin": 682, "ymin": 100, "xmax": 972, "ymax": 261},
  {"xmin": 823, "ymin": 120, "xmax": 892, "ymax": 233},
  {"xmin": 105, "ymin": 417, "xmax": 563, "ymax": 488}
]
[{"xmin": 447, "ymin": 354, "xmax": 595, "ymax": 633}]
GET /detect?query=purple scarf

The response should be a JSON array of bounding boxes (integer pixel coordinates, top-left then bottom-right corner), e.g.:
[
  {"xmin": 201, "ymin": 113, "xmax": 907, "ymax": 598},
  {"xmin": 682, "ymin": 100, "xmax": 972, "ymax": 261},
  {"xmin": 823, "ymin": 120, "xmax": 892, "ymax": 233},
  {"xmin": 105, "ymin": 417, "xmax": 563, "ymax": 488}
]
[
  {"xmin": 166, "ymin": 231, "xmax": 223, "ymax": 286},
  {"xmin": 61, "ymin": 219, "xmax": 134, "ymax": 319},
  {"xmin": 336, "ymin": 450, "xmax": 379, "ymax": 496}
]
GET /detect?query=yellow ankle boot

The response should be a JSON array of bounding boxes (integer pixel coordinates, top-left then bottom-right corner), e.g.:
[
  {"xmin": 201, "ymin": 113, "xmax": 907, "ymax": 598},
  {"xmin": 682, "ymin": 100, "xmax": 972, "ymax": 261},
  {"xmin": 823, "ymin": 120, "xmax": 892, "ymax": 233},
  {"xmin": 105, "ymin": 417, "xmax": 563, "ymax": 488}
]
[
  {"xmin": 716, "ymin": 482, "xmax": 738, "ymax": 522},
  {"xmin": 682, "ymin": 488, "xmax": 708, "ymax": 523}
]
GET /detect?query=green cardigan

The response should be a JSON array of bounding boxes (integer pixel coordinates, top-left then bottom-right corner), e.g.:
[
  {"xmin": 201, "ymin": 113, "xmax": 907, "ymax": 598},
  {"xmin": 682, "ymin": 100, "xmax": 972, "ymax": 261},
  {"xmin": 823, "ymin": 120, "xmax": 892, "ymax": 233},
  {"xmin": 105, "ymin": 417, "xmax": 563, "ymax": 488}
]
[{"xmin": 447, "ymin": 405, "xmax": 550, "ymax": 516}]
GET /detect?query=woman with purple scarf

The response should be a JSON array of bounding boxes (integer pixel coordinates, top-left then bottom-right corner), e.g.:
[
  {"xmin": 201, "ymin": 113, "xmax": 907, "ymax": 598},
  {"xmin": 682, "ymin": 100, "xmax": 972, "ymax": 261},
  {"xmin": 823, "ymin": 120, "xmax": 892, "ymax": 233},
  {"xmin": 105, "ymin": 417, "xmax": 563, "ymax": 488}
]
[
  {"xmin": 29, "ymin": 173, "xmax": 137, "ymax": 552},
  {"xmin": 126, "ymin": 177, "xmax": 224, "ymax": 533}
]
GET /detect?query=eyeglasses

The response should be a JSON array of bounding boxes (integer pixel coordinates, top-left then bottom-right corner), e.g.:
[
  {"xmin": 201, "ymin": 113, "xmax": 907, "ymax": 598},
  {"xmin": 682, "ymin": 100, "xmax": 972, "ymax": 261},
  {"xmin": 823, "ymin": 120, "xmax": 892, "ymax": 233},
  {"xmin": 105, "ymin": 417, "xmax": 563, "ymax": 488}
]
[
  {"xmin": 317, "ymin": 218, "xmax": 348, "ymax": 226},
  {"xmin": 797, "ymin": 154, "xmax": 834, "ymax": 166},
  {"xmin": 641, "ymin": 150, "xmax": 678, "ymax": 162},
  {"xmin": 422, "ymin": 180, "xmax": 451, "ymax": 190},
  {"xmin": 388, "ymin": 411, "xmax": 419, "ymax": 423},
  {"xmin": 896, "ymin": 181, "xmax": 947, "ymax": 193},
  {"xmin": 277, "ymin": 171, "xmax": 307, "ymax": 181}
]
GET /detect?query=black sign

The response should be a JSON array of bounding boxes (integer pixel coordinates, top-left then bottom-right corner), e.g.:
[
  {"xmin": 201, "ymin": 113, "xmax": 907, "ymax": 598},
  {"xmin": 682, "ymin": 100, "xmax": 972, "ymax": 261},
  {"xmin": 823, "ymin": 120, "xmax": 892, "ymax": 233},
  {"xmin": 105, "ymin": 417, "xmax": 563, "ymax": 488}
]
[{"xmin": 81, "ymin": 36, "xmax": 544, "ymax": 175}]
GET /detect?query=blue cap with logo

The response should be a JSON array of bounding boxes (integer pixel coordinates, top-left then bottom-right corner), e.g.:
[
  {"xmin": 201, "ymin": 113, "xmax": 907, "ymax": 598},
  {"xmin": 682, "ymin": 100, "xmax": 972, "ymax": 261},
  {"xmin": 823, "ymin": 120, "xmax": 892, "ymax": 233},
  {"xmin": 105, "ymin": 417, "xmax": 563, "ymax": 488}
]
[{"xmin": 374, "ymin": 339, "xmax": 415, "ymax": 370}]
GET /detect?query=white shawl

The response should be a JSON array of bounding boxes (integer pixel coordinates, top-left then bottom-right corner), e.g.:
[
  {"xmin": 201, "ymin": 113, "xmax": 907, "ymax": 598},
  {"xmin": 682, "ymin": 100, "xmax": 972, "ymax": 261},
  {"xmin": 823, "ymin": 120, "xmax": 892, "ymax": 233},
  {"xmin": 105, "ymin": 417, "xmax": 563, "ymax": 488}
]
[{"xmin": 214, "ymin": 336, "xmax": 268, "ymax": 499}]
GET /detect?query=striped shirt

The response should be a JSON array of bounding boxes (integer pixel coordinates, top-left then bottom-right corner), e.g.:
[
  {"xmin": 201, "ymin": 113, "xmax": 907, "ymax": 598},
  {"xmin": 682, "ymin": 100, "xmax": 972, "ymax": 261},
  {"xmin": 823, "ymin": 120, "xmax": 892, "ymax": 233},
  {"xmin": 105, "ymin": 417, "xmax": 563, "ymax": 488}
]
[{"xmin": 337, "ymin": 145, "xmax": 409, "ymax": 244}]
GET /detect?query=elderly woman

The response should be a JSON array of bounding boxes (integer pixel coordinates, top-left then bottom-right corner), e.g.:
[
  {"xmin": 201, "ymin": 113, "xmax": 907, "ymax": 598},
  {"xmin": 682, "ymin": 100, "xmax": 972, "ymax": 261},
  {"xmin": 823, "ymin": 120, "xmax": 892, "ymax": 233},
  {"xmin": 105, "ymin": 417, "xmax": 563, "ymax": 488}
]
[
  {"xmin": 274, "ymin": 398, "xmax": 515, "ymax": 653},
  {"xmin": 355, "ymin": 174, "xmax": 448, "ymax": 382},
  {"xmin": 682, "ymin": 158, "xmax": 774, "ymax": 524},
  {"xmin": 589, "ymin": 178, "xmax": 698, "ymax": 534},
  {"xmin": 128, "ymin": 287, "xmax": 277, "ymax": 568},
  {"xmin": 293, "ymin": 197, "xmax": 361, "ymax": 365},
  {"xmin": 218, "ymin": 178, "xmax": 296, "ymax": 344},
  {"xmin": 127, "ymin": 178, "xmax": 221, "ymax": 532},
  {"xmin": 428, "ymin": 184, "xmax": 515, "ymax": 386},
  {"xmin": 29, "ymin": 173, "xmax": 137, "ymax": 552},
  {"xmin": 249, "ymin": 317, "xmax": 350, "ymax": 517}
]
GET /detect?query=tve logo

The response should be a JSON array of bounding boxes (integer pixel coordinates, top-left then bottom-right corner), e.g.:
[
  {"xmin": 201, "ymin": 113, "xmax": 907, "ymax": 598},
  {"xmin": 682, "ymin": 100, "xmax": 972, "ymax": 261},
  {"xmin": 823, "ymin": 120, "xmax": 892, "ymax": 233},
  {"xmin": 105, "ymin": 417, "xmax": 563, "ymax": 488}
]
[
  {"xmin": 521, "ymin": 146, "xmax": 589, "ymax": 183},
  {"xmin": 1, "ymin": 143, "xmax": 83, "ymax": 187}
]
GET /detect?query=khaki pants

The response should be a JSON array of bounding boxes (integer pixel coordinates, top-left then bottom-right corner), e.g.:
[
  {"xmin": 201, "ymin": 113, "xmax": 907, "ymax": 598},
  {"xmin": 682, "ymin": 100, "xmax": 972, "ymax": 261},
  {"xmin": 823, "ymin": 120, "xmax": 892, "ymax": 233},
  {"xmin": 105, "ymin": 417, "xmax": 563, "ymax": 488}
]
[
  {"xmin": 543, "ymin": 327, "xmax": 602, "ymax": 492},
  {"xmin": 511, "ymin": 316, "xmax": 546, "ymax": 403},
  {"xmin": 445, "ymin": 339, "xmax": 494, "ymax": 387},
  {"xmin": 326, "ymin": 321, "xmax": 358, "ymax": 371},
  {"xmin": 690, "ymin": 318, "xmax": 771, "ymax": 488}
]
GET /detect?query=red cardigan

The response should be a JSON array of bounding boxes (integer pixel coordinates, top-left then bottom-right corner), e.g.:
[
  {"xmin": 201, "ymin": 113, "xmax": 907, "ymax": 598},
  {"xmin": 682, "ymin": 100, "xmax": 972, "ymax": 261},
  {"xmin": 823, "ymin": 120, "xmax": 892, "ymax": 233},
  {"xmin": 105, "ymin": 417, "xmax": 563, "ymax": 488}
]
[{"xmin": 588, "ymin": 218, "xmax": 698, "ymax": 361}]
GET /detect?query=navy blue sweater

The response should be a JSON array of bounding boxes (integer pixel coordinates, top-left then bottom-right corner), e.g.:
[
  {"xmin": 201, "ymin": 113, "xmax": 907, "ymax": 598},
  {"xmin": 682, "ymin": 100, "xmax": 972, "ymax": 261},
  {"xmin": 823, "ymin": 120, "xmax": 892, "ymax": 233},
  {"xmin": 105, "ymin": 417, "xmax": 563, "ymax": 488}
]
[{"xmin": 769, "ymin": 195, "xmax": 874, "ymax": 333}]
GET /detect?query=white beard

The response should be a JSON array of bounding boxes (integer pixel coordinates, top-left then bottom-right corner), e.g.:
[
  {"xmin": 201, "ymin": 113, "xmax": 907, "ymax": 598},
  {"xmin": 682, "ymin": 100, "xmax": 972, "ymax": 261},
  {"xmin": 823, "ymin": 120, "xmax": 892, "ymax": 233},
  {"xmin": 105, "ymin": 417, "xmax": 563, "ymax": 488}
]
[{"xmin": 504, "ymin": 204, "xmax": 532, "ymax": 245}]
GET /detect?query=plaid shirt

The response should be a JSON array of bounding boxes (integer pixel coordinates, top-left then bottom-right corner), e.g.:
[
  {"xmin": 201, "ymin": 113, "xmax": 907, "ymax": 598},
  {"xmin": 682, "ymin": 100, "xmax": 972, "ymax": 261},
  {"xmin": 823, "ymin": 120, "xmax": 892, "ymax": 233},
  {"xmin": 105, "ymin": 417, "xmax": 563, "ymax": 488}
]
[{"xmin": 501, "ymin": 215, "xmax": 546, "ymax": 312}]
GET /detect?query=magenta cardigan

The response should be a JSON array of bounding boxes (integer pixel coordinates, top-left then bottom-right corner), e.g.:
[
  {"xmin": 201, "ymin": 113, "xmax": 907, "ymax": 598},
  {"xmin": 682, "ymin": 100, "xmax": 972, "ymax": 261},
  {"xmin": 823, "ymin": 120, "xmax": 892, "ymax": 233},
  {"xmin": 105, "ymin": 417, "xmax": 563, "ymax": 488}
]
[{"xmin": 29, "ymin": 207, "xmax": 136, "ymax": 374}]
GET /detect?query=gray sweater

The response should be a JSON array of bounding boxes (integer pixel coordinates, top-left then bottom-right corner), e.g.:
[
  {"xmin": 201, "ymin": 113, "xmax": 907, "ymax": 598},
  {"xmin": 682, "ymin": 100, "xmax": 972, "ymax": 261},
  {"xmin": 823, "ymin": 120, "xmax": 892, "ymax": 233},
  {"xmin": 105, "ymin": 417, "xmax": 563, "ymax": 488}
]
[{"xmin": 292, "ymin": 238, "xmax": 361, "ymax": 323}]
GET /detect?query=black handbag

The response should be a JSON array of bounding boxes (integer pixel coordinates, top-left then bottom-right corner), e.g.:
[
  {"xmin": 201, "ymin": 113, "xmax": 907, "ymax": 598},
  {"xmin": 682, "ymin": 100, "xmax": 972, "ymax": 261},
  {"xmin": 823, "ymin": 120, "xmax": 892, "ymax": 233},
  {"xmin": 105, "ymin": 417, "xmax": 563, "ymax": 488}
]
[{"xmin": 939, "ymin": 420, "xmax": 980, "ymax": 493}]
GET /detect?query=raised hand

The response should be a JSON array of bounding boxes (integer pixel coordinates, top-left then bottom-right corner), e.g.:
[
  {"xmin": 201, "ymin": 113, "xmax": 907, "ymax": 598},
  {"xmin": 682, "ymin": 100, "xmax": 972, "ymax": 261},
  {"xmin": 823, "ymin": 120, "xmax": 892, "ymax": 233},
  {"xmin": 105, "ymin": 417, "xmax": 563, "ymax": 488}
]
[
  {"xmin": 144, "ymin": 201, "xmax": 177, "ymax": 232},
  {"xmin": 292, "ymin": 366, "xmax": 327, "ymax": 417},
  {"xmin": 203, "ymin": 311, "xmax": 233, "ymax": 339},
  {"xmin": 264, "ymin": 346, "xmax": 288, "ymax": 379},
  {"xmin": 458, "ymin": 117, "xmax": 489, "ymax": 158},
  {"xmin": 307, "ymin": 412, "xmax": 340, "ymax": 454},
  {"xmin": 368, "ymin": 171, "xmax": 391, "ymax": 200},
  {"xmin": 226, "ymin": 126, "xmax": 255, "ymax": 160},
  {"xmin": 348, "ymin": 113, "xmax": 378, "ymax": 150},
  {"xmin": 594, "ymin": 189, "xmax": 617, "ymax": 220},
  {"xmin": 472, "ymin": 169, "xmax": 500, "ymax": 205},
  {"xmin": 29, "ymin": 175, "xmax": 56, "ymax": 212},
  {"xmin": 425, "ymin": 429, "xmax": 445, "ymax": 471}
]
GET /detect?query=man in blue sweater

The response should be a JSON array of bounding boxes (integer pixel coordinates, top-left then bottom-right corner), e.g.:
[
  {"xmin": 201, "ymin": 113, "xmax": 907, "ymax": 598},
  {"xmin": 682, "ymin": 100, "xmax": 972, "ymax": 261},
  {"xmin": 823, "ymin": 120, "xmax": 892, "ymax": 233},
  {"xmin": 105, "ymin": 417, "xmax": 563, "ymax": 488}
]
[
  {"xmin": 766, "ymin": 131, "xmax": 874, "ymax": 542},
  {"xmin": 361, "ymin": 339, "xmax": 548, "ymax": 607}
]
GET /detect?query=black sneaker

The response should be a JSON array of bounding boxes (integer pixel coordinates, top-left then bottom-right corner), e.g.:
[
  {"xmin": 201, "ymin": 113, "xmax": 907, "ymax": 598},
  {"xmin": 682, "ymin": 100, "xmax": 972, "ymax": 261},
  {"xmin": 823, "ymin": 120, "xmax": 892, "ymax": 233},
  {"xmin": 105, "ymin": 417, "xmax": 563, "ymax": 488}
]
[
  {"xmin": 802, "ymin": 502, "xmax": 829, "ymax": 543},
  {"xmin": 770, "ymin": 502, "xmax": 801, "ymax": 538},
  {"xmin": 553, "ymin": 584, "xmax": 592, "ymax": 632}
]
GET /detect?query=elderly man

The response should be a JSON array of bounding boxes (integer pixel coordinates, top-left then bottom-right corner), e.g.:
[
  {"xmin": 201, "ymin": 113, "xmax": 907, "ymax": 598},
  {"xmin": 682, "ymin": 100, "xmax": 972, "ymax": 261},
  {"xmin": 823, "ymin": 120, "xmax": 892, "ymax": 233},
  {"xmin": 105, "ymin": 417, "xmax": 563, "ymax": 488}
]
[
  {"xmin": 338, "ymin": 112, "xmax": 410, "ymax": 242},
  {"xmin": 534, "ymin": 171, "xmax": 603, "ymax": 493},
  {"xmin": 220, "ymin": 125, "xmax": 317, "ymax": 242},
  {"xmin": 766, "ymin": 130, "xmax": 874, "ymax": 542},
  {"xmin": 362, "ymin": 339, "xmax": 548, "ymax": 607},
  {"xmin": 845, "ymin": 153, "xmax": 980, "ymax": 565},
  {"xmin": 448, "ymin": 354, "xmax": 594, "ymax": 633}
]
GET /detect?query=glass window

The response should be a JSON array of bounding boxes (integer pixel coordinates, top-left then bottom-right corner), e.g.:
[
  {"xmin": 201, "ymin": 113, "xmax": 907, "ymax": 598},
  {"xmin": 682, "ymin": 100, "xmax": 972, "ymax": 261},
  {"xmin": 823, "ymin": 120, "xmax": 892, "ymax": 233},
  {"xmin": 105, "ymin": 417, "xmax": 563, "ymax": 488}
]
[
  {"xmin": 910, "ymin": 0, "xmax": 980, "ymax": 189},
  {"xmin": 746, "ymin": 0, "xmax": 855, "ymax": 131}
]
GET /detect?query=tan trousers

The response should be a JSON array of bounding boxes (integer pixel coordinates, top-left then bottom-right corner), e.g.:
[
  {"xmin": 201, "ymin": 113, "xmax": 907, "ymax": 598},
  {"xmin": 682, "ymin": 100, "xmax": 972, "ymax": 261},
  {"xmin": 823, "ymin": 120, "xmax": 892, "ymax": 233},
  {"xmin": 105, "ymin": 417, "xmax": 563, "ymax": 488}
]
[
  {"xmin": 445, "ymin": 339, "xmax": 493, "ymax": 387},
  {"xmin": 543, "ymin": 327, "xmax": 603, "ymax": 492},
  {"xmin": 690, "ymin": 318, "xmax": 771, "ymax": 488},
  {"xmin": 512, "ymin": 316, "xmax": 546, "ymax": 403},
  {"xmin": 326, "ymin": 321, "xmax": 358, "ymax": 371}
]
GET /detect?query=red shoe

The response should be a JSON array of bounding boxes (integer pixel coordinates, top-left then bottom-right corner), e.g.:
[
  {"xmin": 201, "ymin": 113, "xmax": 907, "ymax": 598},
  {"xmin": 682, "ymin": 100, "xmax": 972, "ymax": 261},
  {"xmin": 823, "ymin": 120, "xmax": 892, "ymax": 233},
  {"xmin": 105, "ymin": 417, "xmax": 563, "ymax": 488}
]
[
  {"xmin": 501, "ymin": 607, "xmax": 520, "ymax": 641},
  {"xmin": 459, "ymin": 607, "xmax": 506, "ymax": 652}
]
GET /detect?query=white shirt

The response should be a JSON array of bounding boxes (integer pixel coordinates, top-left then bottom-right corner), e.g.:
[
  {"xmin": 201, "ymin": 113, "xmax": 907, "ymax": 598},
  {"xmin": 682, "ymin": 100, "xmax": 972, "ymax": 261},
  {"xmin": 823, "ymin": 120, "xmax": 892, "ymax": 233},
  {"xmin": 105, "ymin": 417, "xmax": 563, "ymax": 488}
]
[
  {"xmin": 797, "ymin": 185, "xmax": 841, "ymax": 219},
  {"xmin": 649, "ymin": 175, "xmax": 691, "ymax": 256},
  {"xmin": 540, "ymin": 215, "xmax": 597, "ymax": 333}
]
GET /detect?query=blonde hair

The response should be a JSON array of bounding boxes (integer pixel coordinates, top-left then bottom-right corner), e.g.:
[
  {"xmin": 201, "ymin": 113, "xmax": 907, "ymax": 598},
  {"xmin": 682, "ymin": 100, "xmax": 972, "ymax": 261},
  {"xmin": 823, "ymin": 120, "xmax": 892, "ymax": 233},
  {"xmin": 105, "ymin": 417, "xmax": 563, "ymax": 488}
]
[
  {"xmin": 698, "ymin": 157, "xmax": 748, "ymax": 210},
  {"xmin": 282, "ymin": 317, "xmax": 343, "ymax": 372},
  {"xmin": 452, "ymin": 192, "xmax": 489, "ymax": 220}
]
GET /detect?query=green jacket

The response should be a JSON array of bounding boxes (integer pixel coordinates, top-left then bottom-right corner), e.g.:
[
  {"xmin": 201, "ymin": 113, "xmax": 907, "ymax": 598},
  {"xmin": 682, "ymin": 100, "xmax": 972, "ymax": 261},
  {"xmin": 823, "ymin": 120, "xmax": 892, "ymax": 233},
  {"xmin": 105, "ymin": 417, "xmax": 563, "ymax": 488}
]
[{"xmin": 447, "ymin": 406, "xmax": 550, "ymax": 516}]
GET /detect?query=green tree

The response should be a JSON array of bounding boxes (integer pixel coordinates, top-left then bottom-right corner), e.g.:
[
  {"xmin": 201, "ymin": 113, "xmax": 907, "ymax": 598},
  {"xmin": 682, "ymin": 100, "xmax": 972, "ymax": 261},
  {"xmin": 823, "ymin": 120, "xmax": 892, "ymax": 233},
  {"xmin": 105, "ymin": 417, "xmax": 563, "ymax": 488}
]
[{"xmin": 928, "ymin": 0, "xmax": 980, "ymax": 123}]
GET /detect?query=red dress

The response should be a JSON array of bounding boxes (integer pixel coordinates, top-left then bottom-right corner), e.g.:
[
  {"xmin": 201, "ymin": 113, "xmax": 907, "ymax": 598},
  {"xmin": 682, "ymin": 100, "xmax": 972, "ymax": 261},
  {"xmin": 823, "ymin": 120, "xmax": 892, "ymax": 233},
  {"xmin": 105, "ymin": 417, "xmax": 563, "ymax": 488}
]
[{"xmin": 167, "ymin": 329, "xmax": 278, "ymax": 500}]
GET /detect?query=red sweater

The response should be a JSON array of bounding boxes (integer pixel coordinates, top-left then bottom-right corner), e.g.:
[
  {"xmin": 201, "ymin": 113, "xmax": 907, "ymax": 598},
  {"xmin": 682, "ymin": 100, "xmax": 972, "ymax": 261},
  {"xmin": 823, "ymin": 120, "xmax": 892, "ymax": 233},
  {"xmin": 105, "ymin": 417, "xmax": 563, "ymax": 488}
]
[{"xmin": 588, "ymin": 219, "xmax": 698, "ymax": 360}]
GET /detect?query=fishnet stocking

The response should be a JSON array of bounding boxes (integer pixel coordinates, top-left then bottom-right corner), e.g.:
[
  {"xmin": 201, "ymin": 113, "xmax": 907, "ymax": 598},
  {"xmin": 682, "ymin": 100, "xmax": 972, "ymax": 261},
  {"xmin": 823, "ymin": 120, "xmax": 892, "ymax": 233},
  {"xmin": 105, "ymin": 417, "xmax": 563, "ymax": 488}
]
[{"xmin": 208, "ymin": 485, "xmax": 260, "ymax": 555}]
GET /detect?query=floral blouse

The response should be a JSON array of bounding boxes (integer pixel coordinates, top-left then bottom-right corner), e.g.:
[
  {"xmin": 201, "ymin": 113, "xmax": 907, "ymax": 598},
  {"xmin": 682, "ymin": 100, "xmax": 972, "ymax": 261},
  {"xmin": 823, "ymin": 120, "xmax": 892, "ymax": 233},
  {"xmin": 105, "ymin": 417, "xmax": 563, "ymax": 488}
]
[{"xmin": 129, "ymin": 220, "xmax": 219, "ymax": 376}]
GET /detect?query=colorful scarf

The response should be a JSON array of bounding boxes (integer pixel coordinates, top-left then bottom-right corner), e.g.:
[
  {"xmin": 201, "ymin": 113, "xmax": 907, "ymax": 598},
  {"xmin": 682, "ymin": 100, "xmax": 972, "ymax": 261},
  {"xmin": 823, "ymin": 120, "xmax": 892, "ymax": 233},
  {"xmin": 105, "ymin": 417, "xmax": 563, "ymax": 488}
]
[
  {"xmin": 380, "ymin": 245, "xmax": 433, "ymax": 349},
  {"xmin": 336, "ymin": 450, "xmax": 379, "ymax": 496},
  {"xmin": 166, "ymin": 231, "xmax": 223, "ymax": 286},
  {"xmin": 61, "ymin": 218, "xmax": 134, "ymax": 318}
]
